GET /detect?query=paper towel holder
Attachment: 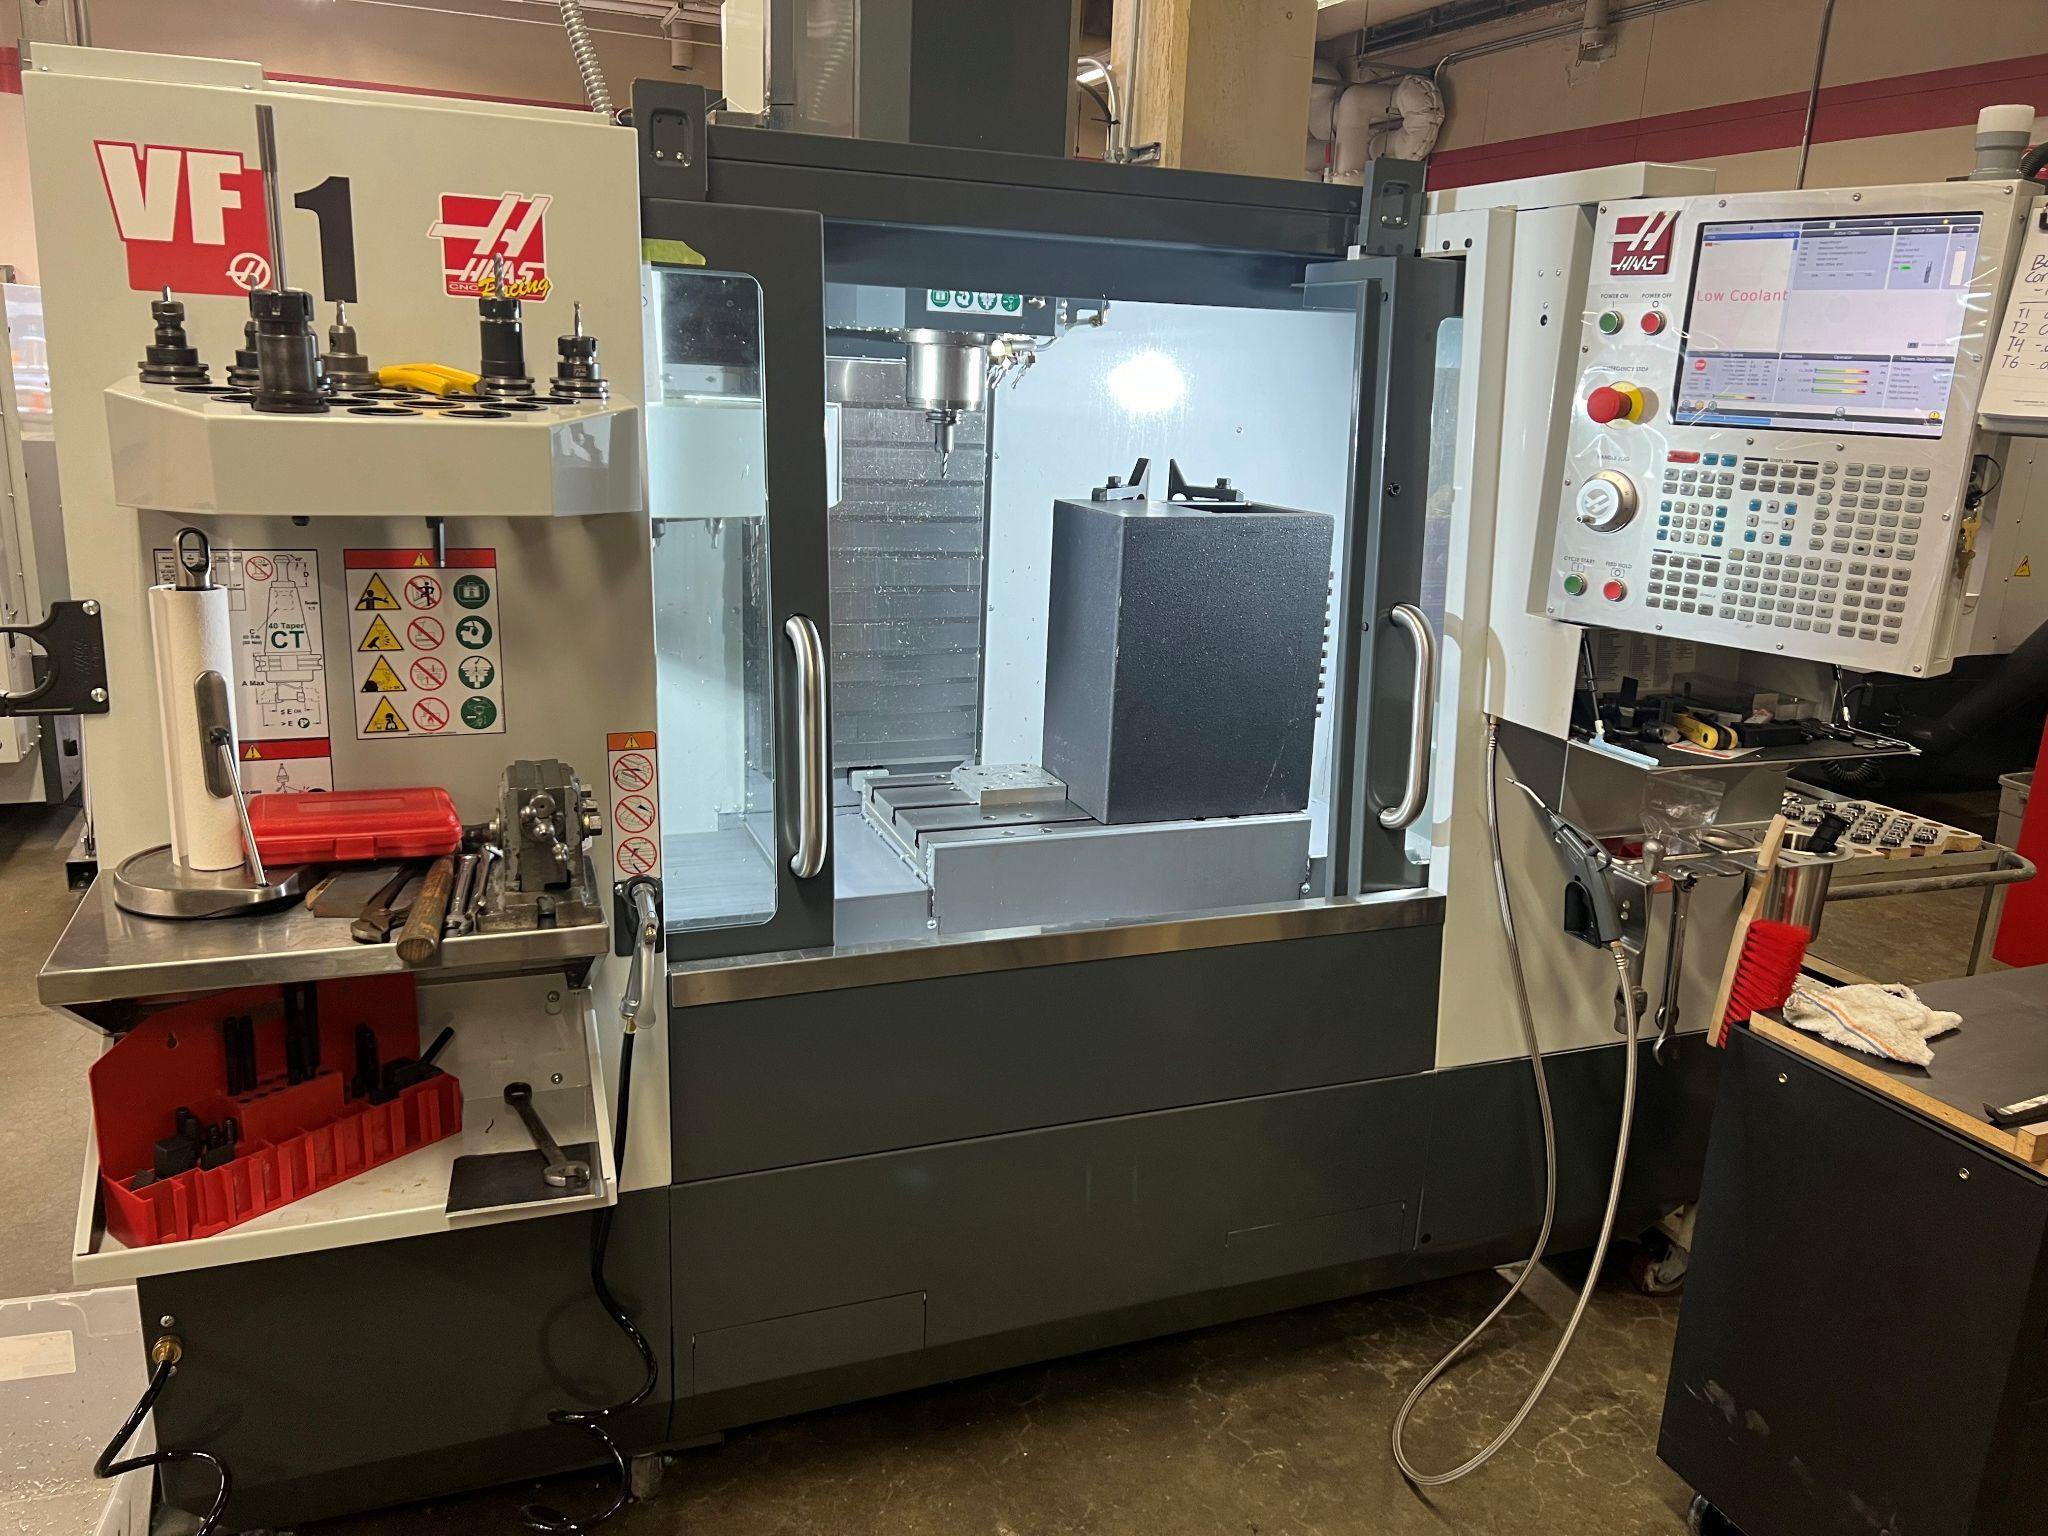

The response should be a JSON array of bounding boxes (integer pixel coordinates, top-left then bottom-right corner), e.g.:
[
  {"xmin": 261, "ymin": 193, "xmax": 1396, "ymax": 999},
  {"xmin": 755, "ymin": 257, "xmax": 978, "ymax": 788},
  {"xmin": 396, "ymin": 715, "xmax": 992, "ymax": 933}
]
[{"xmin": 111, "ymin": 584, "xmax": 310, "ymax": 919}]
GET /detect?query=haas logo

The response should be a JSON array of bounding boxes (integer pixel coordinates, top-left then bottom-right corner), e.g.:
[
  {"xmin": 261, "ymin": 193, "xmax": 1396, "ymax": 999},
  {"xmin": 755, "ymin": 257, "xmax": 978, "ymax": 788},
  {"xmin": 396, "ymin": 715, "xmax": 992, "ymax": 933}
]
[
  {"xmin": 95, "ymin": 142, "xmax": 273, "ymax": 295},
  {"xmin": 1611, "ymin": 211, "xmax": 1676, "ymax": 276},
  {"xmin": 428, "ymin": 193, "xmax": 552, "ymax": 301}
]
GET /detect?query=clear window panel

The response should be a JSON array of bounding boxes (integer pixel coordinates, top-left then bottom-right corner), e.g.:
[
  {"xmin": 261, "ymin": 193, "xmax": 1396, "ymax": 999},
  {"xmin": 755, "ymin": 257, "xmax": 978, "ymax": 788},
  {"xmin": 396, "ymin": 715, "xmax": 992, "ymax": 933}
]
[
  {"xmin": 648, "ymin": 268, "xmax": 779, "ymax": 931},
  {"xmin": 828, "ymin": 292, "xmax": 1364, "ymax": 941},
  {"xmin": 1408, "ymin": 315, "xmax": 1462, "ymax": 869}
]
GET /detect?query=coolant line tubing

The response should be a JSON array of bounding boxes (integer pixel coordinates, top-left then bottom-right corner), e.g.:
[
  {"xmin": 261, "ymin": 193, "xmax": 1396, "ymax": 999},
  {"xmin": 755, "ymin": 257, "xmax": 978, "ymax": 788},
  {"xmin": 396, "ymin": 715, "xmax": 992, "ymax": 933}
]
[{"xmin": 1390, "ymin": 716, "xmax": 1644, "ymax": 1485}]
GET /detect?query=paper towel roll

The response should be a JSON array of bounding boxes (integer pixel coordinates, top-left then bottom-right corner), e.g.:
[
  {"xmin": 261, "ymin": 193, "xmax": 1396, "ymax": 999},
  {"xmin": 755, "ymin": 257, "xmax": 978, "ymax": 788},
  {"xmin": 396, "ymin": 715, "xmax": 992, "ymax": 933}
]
[{"xmin": 149, "ymin": 582, "xmax": 244, "ymax": 871}]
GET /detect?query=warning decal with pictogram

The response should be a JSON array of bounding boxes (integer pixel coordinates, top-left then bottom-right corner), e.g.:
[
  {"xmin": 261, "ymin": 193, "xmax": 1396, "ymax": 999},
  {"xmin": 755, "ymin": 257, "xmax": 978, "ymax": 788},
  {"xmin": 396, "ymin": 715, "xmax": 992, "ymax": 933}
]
[
  {"xmin": 606, "ymin": 732, "xmax": 662, "ymax": 881},
  {"xmin": 355, "ymin": 573, "xmax": 400, "ymax": 611},
  {"xmin": 364, "ymin": 698, "xmax": 408, "ymax": 734},
  {"xmin": 346, "ymin": 548, "xmax": 505, "ymax": 741},
  {"xmin": 361, "ymin": 657, "xmax": 406, "ymax": 693}
]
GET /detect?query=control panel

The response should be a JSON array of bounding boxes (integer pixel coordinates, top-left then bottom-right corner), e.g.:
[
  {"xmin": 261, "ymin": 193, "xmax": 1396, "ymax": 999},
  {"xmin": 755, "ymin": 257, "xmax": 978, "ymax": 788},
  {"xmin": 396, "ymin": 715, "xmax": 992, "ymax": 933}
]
[{"xmin": 1536, "ymin": 183, "xmax": 2032, "ymax": 674}]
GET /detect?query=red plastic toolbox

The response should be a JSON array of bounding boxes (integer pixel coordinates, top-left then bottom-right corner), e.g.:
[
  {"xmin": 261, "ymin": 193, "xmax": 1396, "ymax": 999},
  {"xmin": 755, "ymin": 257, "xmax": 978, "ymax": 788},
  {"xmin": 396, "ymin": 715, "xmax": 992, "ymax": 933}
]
[
  {"xmin": 246, "ymin": 786, "xmax": 462, "ymax": 864},
  {"xmin": 89, "ymin": 975, "xmax": 461, "ymax": 1249}
]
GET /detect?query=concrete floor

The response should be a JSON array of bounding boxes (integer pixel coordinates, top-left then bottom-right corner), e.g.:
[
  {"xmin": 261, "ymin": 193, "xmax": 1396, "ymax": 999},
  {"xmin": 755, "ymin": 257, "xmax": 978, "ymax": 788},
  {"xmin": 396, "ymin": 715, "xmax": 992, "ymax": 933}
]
[{"xmin": 0, "ymin": 803, "xmax": 2006, "ymax": 1536}]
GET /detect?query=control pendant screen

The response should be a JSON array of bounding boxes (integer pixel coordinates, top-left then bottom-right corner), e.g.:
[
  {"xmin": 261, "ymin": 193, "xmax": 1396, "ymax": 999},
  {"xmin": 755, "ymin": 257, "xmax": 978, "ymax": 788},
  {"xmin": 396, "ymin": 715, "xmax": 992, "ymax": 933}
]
[{"xmin": 1675, "ymin": 212, "xmax": 1983, "ymax": 439}]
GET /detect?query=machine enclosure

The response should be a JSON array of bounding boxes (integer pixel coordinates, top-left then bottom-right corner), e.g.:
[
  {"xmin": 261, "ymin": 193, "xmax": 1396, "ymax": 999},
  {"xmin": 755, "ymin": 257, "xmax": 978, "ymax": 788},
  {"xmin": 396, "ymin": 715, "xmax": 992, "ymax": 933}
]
[{"xmin": 1041, "ymin": 495, "xmax": 1333, "ymax": 825}]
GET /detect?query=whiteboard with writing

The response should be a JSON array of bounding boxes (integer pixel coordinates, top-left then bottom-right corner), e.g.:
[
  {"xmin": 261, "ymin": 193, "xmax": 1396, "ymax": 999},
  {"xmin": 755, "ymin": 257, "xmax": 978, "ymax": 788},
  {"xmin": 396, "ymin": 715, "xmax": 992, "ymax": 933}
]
[{"xmin": 1981, "ymin": 207, "xmax": 2048, "ymax": 435}]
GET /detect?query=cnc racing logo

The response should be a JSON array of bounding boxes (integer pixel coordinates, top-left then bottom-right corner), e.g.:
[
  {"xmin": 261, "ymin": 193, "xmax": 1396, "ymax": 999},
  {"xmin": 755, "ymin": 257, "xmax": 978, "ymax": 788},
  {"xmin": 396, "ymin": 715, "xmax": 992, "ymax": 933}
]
[
  {"xmin": 428, "ymin": 192, "xmax": 553, "ymax": 300},
  {"xmin": 95, "ymin": 141, "xmax": 274, "ymax": 295},
  {"xmin": 1610, "ymin": 211, "xmax": 1676, "ymax": 276}
]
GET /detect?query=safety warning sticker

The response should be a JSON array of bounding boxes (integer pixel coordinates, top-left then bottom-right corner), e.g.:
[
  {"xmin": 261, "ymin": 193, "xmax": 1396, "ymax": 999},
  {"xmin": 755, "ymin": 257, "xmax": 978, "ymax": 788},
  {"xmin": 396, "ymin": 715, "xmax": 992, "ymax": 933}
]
[
  {"xmin": 153, "ymin": 546, "xmax": 332, "ymax": 793},
  {"xmin": 607, "ymin": 731, "xmax": 661, "ymax": 881},
  {"xmin": 345, "ymin": 548, "xmax": 506, "ymax": 740}
]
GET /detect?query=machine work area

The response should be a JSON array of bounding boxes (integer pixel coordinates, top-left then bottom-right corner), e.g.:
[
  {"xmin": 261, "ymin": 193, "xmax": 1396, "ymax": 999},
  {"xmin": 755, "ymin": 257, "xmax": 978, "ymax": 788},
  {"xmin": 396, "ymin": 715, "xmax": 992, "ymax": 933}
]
[{"xmin": 1, "ymin": 4, "xmax": 2047, "ymax": 1535}]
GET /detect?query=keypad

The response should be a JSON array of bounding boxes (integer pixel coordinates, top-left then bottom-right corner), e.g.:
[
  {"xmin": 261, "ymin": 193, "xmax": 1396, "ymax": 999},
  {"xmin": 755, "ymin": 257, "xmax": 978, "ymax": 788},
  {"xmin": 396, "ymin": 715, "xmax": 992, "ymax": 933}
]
[
  {"xmin": 1656, "ymin": 454, "xmax": 1733, "ymax": 548},
  {"xmin": 1644, "ymin": 548, "xmax": 1716, "ymax": 614},
  {"xmin": 1631, "ymin": 452, "xmax": 1935, "ymax": 651}
]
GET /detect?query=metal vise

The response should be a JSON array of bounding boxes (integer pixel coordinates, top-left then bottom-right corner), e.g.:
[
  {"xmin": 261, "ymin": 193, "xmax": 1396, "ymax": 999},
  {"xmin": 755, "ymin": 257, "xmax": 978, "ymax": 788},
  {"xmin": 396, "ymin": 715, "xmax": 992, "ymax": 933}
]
[{"xmin": 480, "ymin": 759, "xmax": 604, "ymax": 931}]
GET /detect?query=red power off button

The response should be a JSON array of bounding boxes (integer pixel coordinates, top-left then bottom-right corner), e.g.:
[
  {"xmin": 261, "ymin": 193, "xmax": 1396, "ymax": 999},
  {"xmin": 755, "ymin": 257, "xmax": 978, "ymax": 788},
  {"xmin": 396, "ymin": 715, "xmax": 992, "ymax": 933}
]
[
  {"xmin": 1640, "ymin": 310, "xmax": 1668, "ymax": 335},
  {"xmin": 1603, "ymin": 579, "xmax": 1628, "ymax": 602}
]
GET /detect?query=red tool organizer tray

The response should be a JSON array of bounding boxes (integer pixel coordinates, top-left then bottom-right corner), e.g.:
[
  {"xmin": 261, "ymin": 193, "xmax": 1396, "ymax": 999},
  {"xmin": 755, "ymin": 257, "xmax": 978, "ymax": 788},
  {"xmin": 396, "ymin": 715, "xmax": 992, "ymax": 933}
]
[{"xmin": 89, "ymin": 974, "xmax": 461, "ymax": 1248}]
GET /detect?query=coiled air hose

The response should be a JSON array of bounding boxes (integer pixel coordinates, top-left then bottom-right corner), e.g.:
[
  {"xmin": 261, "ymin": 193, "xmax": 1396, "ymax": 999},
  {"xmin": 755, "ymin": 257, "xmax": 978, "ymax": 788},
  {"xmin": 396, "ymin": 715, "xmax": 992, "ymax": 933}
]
[
  {"xmin": 97, "ymin": 1337, "xmax": 233, "ymax": 1536},
  {"xmin": 1390, "ymin": 716, "xmax": 1643, "ymax": 1485},
  {"xmin": 520, "ymin": 1028, "xmax": 661, "ymax": 1535}
]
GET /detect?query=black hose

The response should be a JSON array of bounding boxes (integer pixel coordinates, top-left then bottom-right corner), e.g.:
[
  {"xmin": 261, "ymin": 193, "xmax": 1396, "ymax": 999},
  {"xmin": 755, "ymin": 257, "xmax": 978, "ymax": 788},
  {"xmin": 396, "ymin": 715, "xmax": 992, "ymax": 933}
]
[
  {"xmin": 2022, "ymin": 141, "xmax": 2048, "ymax": 182},
  {"xmin": 97, "ymin": 1352, "xmax": 232, "ymax": 1536},
  {"xmin": 520, "ymin": 1031, "xmax": 660, "ymax": 1535},
  {"xmin": 1905, "ymin": 616, "xmax": 2048, "ymax": 757}
]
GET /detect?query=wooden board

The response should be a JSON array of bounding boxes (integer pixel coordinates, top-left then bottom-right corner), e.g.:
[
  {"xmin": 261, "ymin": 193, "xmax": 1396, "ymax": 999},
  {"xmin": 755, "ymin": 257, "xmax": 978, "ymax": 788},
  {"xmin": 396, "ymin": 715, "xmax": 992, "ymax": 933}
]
[{"xmin": 1751, "ymin": 1016, "xmax": 2048, "ymax": 1170}]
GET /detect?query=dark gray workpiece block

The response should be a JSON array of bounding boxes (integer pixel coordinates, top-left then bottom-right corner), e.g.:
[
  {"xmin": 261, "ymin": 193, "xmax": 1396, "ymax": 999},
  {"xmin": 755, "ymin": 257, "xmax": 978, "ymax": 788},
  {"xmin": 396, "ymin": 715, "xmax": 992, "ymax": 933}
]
[{"xmin": 1042, "ymin": 495, "xmax": 1333, "ymax": 825}]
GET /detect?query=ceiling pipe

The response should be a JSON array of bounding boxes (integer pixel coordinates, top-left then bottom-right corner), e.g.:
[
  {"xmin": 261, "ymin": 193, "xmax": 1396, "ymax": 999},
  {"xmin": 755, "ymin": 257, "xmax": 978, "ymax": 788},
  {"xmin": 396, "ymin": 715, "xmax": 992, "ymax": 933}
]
[
  {"xmin": 1077, "ymin": 56, "xmax": 1128, "ymax": 163},
  {"xmin": 1577, "ymin": 0, "xmax": 1612, "ymax": 61},
  {"xmin": 1396, "ymin": 0, "xmax": 1712, "ymax": 95}
]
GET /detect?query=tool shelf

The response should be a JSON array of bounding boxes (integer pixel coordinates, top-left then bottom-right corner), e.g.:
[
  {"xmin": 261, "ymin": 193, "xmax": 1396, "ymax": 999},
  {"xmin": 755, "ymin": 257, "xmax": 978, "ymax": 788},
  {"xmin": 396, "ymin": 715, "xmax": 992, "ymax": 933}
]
[
  {"xmin": 1572, "ymin": 727, "xmax": 1918, "ymax": 774},
  {"xmin": 39, "ymin": 874, "xmax": 609, "ymax": 1022},
  {"xmin": 68, "ymin": 973, "xmax": 615, "ymax": 1287},
  {"xmin": 104, "ymin": 378, "xmax": 642, "ymax": 519}
]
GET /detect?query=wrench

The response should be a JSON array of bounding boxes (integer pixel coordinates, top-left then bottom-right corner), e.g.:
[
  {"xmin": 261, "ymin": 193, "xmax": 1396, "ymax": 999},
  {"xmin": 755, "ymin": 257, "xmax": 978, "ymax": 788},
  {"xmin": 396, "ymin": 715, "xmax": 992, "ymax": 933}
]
[
  {"xmin": 503, "ymin": 1081, "xmax": 590, "ymax": 1189},
  {"xmin": 1654, "ymin": 872, "xmax": 1696, "ymax": 1065}
]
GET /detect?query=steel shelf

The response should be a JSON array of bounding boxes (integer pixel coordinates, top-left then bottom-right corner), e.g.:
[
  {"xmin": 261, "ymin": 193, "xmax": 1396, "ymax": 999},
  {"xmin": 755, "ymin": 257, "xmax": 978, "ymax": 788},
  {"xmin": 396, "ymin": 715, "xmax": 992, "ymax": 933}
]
[
  {"xmin": 39, "ymin": 876, "xmax": 608, "ymax": 1013},
  {"xmin": 1572, "ymin": 728, "xmax": 1918, "ymax": 774}
]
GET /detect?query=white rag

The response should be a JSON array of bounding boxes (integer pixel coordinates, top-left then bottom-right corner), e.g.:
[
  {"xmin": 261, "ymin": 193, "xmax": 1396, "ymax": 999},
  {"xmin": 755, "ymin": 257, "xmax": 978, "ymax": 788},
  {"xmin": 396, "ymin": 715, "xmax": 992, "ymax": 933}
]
[{"xmin": 1782, "ymin": 981, "xmax": 1962, "ymax": 1067}]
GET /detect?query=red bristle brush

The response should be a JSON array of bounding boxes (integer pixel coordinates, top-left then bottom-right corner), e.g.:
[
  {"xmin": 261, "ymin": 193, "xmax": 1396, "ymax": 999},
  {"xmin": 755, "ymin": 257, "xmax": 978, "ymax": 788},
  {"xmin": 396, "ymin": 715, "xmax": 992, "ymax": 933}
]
[
  {"xmin": 1708, "ymin": 814, "xmax": 1810, "ymax": 1048},
  {"xmin": 1717, "ymin": 920, "xmax": 1810, "ymax": 1046}
]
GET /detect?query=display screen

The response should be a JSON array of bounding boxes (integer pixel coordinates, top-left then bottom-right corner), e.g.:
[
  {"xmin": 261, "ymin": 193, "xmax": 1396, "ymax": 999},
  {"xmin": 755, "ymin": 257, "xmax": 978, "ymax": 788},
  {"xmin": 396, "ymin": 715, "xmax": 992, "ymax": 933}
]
[{"xmin": 1674, "ymin": 212, "xmax": 1983, "ymax": 438}]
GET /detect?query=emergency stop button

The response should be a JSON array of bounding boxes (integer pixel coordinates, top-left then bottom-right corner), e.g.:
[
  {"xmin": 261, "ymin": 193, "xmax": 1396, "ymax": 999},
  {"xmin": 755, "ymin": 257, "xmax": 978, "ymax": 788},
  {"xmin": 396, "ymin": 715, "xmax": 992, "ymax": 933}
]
[
  {"xmin": 1603, "ymin": 578, "xmax": 1628, "ymax": 602},
  {"xmin": 1587, "ymin": 382, "xmax": 1646, "ymax": 424}
]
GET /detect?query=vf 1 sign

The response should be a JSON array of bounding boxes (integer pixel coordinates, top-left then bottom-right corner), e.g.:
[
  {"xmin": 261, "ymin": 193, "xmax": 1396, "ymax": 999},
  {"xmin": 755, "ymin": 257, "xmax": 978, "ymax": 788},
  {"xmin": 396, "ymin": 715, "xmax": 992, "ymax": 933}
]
[{"xmin": 95, "ymin": 141, "xmax": 274, "ymax": 295}]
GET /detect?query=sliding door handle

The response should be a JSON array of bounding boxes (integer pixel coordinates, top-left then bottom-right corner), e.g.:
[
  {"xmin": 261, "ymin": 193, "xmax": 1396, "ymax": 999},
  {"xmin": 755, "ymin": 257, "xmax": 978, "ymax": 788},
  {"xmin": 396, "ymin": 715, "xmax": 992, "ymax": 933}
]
[
  {"xmin": 783, "ymin": 613, "xmax": 829, "ymax": 877},
  {"xmin": 1377, "ymin": 602, "xmax": 1437, "ymax": 831}
]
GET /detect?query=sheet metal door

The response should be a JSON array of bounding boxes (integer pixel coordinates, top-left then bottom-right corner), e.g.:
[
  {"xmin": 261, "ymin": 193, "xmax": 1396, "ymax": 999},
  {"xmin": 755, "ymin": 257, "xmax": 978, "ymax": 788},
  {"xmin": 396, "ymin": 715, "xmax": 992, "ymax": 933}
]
[
  {"xmin": 640, "ymin": 188, "xmax": 836, "ymax": 961},
  {"xmin": 1306, "ymin": 253, "xmax": 1461, "ymax": 894}
]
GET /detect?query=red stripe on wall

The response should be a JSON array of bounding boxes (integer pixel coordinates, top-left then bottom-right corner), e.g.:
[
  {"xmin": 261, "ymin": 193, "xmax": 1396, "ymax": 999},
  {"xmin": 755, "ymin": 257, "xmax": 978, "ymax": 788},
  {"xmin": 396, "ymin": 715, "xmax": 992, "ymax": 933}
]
[
  {"xmin": 1428, "ymin": 51, "xmax": 2048, "ymax": 190},
  {"xmin": 1, "ymin": 47, "xmax": 22, "ymax": 95}
]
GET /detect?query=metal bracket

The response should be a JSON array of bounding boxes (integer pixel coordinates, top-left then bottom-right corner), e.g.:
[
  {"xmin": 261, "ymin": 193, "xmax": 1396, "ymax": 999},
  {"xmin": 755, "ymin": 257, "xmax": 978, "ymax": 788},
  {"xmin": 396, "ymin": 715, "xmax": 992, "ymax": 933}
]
[
  {"xmin": 0, "ymin": 600, "xmax": 110, "ymax": 717},
  {"xmin": 613, "ymin": 876, "xmax": 664, "ymax": 1033},
  {"xmin": 1356, "ymin": 157, "xmax": 1426, "ymax": 258},
  {"xmin": 1092, "ymin": 459, "xmax": 1253, "ymax": 507},
  {"xmin": 1091, "ymin": 457, "xmax": 1153, "ymax": 502},
  {"xmin": 613, "ymin": 875, "xmax": 665, "ymax": 958},
  {"xmin": 633, "ymin": 80, "xmax": 711, "ymax": 202},
  {"xmin": 1165, "ymin": 460, "xmax": 1247, "ymax": 505}
]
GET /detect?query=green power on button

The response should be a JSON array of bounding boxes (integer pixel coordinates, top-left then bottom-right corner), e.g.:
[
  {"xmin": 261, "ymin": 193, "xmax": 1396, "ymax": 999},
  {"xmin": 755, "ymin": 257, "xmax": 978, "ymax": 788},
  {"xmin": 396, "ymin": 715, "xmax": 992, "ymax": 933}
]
[{"xmin": 1562, "ymin": 572, "xmax": 1588, "ymax": 596}]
